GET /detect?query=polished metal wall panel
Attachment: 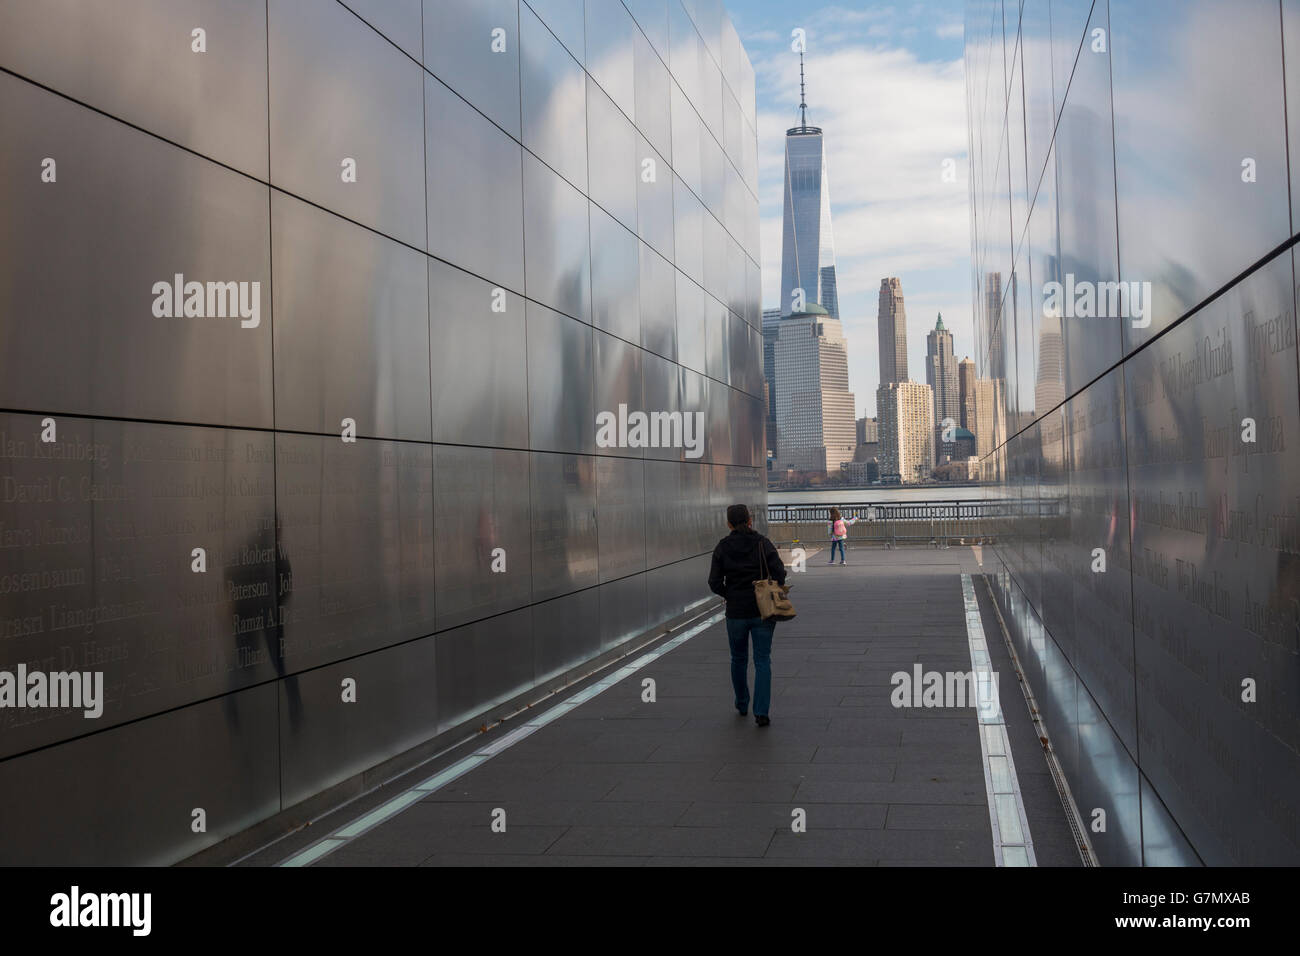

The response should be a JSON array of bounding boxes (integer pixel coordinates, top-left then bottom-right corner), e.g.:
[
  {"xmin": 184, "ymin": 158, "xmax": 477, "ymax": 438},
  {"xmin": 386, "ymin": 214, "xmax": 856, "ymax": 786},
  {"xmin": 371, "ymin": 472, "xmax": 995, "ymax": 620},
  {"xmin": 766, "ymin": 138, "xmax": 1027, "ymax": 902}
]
[
  {"xmin": 428, "ymin": 259, "xmax": 529, "ymax": 449},
  {"xmin": 268, "ymin": 0, "xmax": 425, "ymax": 248},
  {"xmin": 670, "ymin": 83, "xmax": 702, "ymax": 196},
  {"xmin": 676, "ymin": 273, "xmax": 708, "ymax": 376},
  {"xmin": 1139, "ymin": 774, "xmax": 1202, "ymax": 866},
  {"xmin": 274, "ymin": 434, "xmax": 435, "ymax": 672},
  {"xmin": 599, "ymin": 573, "xmax": 650, "ymax": 650},
  {"xmin": 0, "ymin": 683, "xmax": 278, "ymax": 865},
  {"xmin": 1040, "ymin": 620, "xmax": 1079, "ymax": 788},
  {"xmin": 637, "ymin": 135, "xmax": 676, "ymax": 260},
  {"xmin": 586, "ymin": 78, "xmax": 638, "ymax": 232},
  {"xmin": 421, "ymin": 0, "xmax": 521, "ymax": 139},
  {"xmin": 0, "ymin": 415, "xmax": 277, "ymax": 757},
  {"xmin": 0, "ymin": 0, "xmax": 269, "ymax": 179},
  {"xmin": 523, "ymin": 151, "xmax": 592, "ymax": 322},
  {"xmin": 596, "ymin": 456, "xmax": 647, "ymax": 582},
  {"xmin": 1007, "ymin": 55, "xmax": 1029, "ymax": 256},
  {"xmin": 593, "ymin": 329, "xmax": 644, "ymax": 459},
  {"xmin": 271, "ymin": 192, "xmax": 431, "ymax": 441},
  {"xmin": 705, "ymin": 296, "xmax": 730, "ymax": 386},
  {"xmin": 645, "ymin": 558, "xmax": 685, "ymax": 622},
  {"xmin": 1066, "ymin": 368, "xmax": 1136, "ymax": 753},
  {"xmin": 584, "ymin": 0, "xmax": 635, "ymax": 122},
  {"xmin": 725, "ymin": 234, "xmax": 747, "ymax": 325},
  {"xmin": 591, "ymin": 206, "xmax": 642, "ymax": 345},
  {"xmin": 1048, "ymin": 0, "xmax": 1092, "ymax": 120},
  {"xmin": 435, "ymin": 607, "xmax": 534, "ymax": 732},
  {"xmin": 641, "ymin": 349, "xmax": 683, "ymax": 461},
  {"xmin": 534, "ymin": 587, "xmax": 601, "ymax": 683},
  {"xmin": 642, "ymin": 458, "xmax": 683, "ymax": 567},
  {"xmin": 708, "ymin": 380, "xmax": 733, "ymax": 466},
  {"xmin": 673, "ymin": 175, "xmax": 706, "ymax": 286},
  {"xmin": 1124, "ymin": 252, "xmax": 1300, "ymax": 864},
  {"xmin": 425, "ymin": 75, "xmax": 525, "ymax": 292},
  {"xmin": 679, "ymin": 367, "xmax": 707, "ymax": 464},
  {"xmin": 682, "ymin": 461, "xmax": 714, "ymax": 554},
  {"xmin": 703, "ymin": 214, "xmax": 728, "ymax": 308},
  {"xmin": 527, "ymin": 301, "xmax": 596, "ymax": 454},
  {"xmin": 527, "ymin": 0, "xmax": 585, "ymax": 63},
  {"xmin": 626, "ymin": 0, "xmax": 669, "ymax": 58},
  {"xmin": 1110, "ymin": 0, "xmax": 1289, "ymax": 347},
  {"xmin": 0, "ymin": 73, "xmax": 272, "ymax": 427},
  {"xmin": 728, "ymin": 389, "xmax": 760, "ymax": 470},
  {"xmin": 1074, "ymin": 677, "xmax": 1144, "ymax": 866},
  {"xmin": 744, "ymin": 256, "xmax": 761, "ymax": 329},
  {"xmin": 342, "ymin": 0, "xmax": 422, "ymax": 60},
  {"xmin": 278, "ymin": 632, "xmax": 439, "ymax": 809},
  {"xmin": 633, "ymin": 26, "xmax": 673, "ymax": 162},
  {"xmin": 1286, "ymin": 1, "xmax": 1300, "ymax": 233},
  {"xmin": 639, "ymin": 241, "xmax": 678, "ymax": 360},
  {"xmin": 0, "ymin": 0, "xmax": 764, "ymax": 862},
  {"xmin": 520, "ymin": 3, "xmax": 587, "ymax": 192},
  {"xmin": 1020, "ymin": 0, "xmax": 1054, "ymax": 210},
  {"xmin": 432, "ymin": 446, "xmax": 532, "ymax": 631},
  {"xmin": 529, "ymin": 451, "xmax": 598, "ymax": 602},
  {"xmin": 1052, "ymin": 2, "xmax": 1123, "ymax": 394}
]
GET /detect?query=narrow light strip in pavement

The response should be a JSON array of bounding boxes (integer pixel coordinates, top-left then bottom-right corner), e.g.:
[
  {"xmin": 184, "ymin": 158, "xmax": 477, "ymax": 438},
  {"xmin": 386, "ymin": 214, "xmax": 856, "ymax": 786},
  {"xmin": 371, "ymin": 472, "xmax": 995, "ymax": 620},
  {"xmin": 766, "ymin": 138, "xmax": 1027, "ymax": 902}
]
[
  {"xmin": 961, "ymin": 573, "xmax": 1037, "ymax": 866},
  {"xmin": 278, "ymin": 608, "xmax": 726, "ymax": 867}
]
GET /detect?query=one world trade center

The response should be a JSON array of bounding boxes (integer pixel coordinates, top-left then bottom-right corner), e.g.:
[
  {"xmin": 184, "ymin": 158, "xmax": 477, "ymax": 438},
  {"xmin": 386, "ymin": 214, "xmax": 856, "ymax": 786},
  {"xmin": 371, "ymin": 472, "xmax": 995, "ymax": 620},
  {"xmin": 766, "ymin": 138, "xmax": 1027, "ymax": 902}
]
[{"xmin": 779, "ymin": 54, "xmax": 838, "ymax": 318}]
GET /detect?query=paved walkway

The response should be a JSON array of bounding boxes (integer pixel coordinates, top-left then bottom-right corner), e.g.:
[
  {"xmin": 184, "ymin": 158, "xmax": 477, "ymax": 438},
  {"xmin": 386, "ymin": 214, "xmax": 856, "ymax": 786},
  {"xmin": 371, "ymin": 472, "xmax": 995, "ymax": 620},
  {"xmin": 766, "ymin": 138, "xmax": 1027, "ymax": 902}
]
[{"xmin": 250, "ymin": 546, "xmax": 1082, "ymax": 866}]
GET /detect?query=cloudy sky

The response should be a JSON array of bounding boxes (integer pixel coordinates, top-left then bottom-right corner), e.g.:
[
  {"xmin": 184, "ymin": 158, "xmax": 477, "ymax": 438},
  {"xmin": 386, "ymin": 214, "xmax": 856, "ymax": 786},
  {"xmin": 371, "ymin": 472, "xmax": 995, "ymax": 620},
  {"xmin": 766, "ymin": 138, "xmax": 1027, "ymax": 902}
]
[{"xmin": 728, "ymin": 0, "xmax": 971, "ymax": 417}]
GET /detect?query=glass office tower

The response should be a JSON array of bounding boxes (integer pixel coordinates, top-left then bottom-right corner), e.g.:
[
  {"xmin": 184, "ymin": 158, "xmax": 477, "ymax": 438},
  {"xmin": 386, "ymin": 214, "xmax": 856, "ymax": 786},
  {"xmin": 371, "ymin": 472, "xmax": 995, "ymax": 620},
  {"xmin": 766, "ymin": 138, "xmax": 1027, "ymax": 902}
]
[
  {"xmin": 779, "ymin": 105, "xmax": 838, "ymax": 317},
  {"xmin": 966, "ymin": 0, "xmax": 1300, "ymax": 865},
  {"xmin": 0, "ymin": 0, "xmax": 764, "ymax": 864}
]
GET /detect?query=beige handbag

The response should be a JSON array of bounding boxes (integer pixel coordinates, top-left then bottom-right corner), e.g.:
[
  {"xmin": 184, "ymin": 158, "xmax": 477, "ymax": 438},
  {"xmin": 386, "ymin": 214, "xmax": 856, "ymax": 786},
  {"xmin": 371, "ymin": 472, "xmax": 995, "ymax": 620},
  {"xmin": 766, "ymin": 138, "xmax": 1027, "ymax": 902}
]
[{"xmin": 753, "ymin": 538, "xmax": 796, "ymax": 621}]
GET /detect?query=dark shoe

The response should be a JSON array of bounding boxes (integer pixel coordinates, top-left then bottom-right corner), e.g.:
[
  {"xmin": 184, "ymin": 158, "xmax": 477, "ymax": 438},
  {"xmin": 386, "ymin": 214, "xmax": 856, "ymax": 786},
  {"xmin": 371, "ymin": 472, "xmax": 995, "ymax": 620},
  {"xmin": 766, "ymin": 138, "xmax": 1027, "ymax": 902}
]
[
  {"xmin": 737, "ymin": 707, "xmax": 748, "ymax": 716},
  {"xmin": 756, "ymin": 715, "xmax": 770, "ymax": 727}
]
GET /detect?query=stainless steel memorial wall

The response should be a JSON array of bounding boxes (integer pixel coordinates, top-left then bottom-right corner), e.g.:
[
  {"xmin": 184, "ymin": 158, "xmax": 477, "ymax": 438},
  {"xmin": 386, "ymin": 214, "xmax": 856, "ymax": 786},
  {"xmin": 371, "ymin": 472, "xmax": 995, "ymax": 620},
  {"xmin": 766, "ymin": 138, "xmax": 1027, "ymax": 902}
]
[
  {"xmin": 0, "ymin": 0, "xmax": 764, "ymax": 864},
  {"xmin": 965, "ymin": 0, "xmax": 1300, "ymax": 864}
]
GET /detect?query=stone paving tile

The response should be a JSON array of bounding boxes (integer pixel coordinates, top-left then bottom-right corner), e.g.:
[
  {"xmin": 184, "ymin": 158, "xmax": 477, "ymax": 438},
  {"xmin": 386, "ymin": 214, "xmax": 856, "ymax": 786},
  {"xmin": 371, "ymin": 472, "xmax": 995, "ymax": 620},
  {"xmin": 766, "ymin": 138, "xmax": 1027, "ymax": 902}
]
[
  {"xmin": 317, "ymin": 548, "xmax": 1076, "ymax": 867},
  {"xmin": 547, "ymin": 825, "xmax": 775, "ymax": 858}
]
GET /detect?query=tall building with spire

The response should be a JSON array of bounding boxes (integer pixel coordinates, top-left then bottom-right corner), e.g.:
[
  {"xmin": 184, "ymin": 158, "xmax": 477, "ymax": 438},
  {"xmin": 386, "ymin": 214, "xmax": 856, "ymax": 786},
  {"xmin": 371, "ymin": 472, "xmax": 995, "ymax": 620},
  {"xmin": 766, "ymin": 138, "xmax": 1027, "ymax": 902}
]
[
  {"xmin": 779, "ymin": 53, "xmax": 838, "ymax": 318},
  {"xmin": 877, "ymin": 277, "xmax": 908, "ymax": 385},
  {"xmin": 926, "ymin": 313, "xmax": 959, "ymax": 453}
]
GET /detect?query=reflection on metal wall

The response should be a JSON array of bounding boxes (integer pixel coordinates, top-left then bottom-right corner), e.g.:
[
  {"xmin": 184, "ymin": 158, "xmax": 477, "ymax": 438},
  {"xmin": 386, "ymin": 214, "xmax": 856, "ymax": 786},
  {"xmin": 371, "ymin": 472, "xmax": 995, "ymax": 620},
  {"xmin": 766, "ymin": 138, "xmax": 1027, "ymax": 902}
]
[
  {"xmin": 0, "ymin": 0, "xmax": 764, "ymax": 864},
  {"xmin": 966, "ymin": 0, "xmax": 1300, "ymax": 864}
]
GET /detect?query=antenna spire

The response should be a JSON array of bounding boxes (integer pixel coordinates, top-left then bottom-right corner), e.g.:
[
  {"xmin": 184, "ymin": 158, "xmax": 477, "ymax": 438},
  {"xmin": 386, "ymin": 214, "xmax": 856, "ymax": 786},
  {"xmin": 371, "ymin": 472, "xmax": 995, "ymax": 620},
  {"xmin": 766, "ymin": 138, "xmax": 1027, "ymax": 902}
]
[{"xmin": 799, "ymin": 50, "xmax": 807, "ymax": 127}]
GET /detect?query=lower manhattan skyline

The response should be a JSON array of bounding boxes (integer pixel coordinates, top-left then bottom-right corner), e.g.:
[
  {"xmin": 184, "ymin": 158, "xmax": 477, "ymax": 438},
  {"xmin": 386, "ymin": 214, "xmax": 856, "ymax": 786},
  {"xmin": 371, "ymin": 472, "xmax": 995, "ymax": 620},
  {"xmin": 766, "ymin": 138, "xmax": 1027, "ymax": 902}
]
[{"xmin": 733, "ymin": 0, "xmax": 971, "ymax": 416}]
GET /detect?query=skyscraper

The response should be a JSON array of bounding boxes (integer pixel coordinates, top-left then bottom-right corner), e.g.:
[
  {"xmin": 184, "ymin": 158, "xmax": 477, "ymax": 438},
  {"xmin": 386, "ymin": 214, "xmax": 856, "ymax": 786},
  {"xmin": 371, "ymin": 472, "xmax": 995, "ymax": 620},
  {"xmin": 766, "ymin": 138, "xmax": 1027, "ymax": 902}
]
[
  {"xmin": 1034, "ymin": 311, "xmax": 1065, "ymax": 415},
  {"xmin": 926, "ymin": 313, "xmax": 959, "ymax": 439},
  {"xmin": 877, "ymin": 382, "xmax": 934, "ymax": 483},
  {"xmin": 984, "ymin": 271, "xmax": 1005, "ymax": 378},
  {"xmin": 877, "ymin": 277, "xmax": 908, "ymax": 385},
  {"xmin": 779, "ymin": 54, "xmax": 838, "ymax": 318},
  {"xmin": 973, "ymin": 377, "xmax": 1005, "ymax": 460},
  {"xmin": 773, "ymin": 306, "xmax": 856, "ymax": 475},
  {"xmin": 762, "ymin": 306, "xmax": 782, "ymax": 464},
  {"xmin": 958, "ymin": 356, "xmax": 976, "ymax": 431}
]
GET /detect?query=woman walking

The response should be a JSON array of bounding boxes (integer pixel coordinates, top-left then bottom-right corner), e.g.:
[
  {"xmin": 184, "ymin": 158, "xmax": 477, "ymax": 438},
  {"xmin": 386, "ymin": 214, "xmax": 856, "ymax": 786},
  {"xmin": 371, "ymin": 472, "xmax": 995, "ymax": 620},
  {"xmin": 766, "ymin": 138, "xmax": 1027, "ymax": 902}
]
[{"xmin": 827, "ymin": 508, "xmax": 858, "ymax": 565}]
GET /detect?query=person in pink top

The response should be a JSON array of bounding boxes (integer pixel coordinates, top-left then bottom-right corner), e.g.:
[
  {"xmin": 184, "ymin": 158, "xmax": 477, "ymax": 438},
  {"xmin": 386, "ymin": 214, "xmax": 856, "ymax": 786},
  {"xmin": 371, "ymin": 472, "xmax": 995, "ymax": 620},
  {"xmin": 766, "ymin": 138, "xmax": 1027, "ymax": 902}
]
[{"xmin": 827, "ymin": 508, "xmax": 859, "ymax": 565}]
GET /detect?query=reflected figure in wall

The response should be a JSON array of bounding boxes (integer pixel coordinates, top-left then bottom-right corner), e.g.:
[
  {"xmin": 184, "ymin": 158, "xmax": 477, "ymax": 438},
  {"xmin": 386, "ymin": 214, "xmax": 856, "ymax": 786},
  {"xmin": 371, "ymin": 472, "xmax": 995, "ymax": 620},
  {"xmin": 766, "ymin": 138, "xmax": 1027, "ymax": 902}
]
[{"xmin": 223, "ymin": 510, "xmax": 301, "ymax": 730}]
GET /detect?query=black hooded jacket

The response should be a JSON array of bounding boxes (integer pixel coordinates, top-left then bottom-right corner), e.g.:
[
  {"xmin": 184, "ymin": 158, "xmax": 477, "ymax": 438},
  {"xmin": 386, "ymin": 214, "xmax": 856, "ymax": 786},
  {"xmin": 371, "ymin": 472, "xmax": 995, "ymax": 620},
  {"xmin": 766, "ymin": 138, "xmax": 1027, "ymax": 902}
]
[{"xmin": 708, "ymin": 527, "xmax": 787, "ymax": 619}]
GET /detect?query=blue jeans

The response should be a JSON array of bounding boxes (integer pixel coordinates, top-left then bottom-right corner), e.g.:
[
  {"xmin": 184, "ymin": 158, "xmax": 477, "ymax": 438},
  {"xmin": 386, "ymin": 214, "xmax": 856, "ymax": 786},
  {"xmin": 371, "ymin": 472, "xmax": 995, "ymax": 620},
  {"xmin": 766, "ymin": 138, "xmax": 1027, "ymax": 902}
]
[
  {"xmin": 829, "ymin": 539, "xmax": 846, "ymax": 562},
  {"xmin": 726, "ymin": 617, "xmax": 775, "ymax": 717}
]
